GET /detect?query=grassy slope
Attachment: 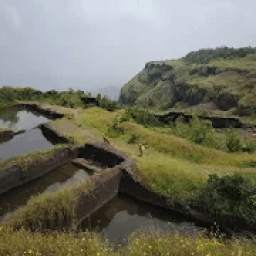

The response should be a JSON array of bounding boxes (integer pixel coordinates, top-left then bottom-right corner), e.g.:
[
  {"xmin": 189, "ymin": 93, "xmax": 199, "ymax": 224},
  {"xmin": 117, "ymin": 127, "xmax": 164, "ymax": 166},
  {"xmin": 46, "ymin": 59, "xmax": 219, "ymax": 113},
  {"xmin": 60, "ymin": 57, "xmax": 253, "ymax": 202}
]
[
  {"xmin": 73, "ymin": 107, "xmax": 256, "ymax": 200},
  {"xmin": 120, "ymin": 53, "xmax": 256, "ymax": 122},
  {"xmin": 188, "ymin": 55, "xmax": 256, "ymax": 108}
]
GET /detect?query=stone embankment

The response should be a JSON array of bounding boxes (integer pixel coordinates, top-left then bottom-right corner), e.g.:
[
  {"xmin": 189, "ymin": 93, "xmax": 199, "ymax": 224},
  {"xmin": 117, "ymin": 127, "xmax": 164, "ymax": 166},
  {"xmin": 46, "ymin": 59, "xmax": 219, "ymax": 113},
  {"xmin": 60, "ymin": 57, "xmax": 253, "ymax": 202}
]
[
  {"xmin": 154, "ymin": 110, "xmax": 249, "ymax": 128},
  {"xmin": 0, "ymin": 147, "xmax": 78, "ymax": 195}
]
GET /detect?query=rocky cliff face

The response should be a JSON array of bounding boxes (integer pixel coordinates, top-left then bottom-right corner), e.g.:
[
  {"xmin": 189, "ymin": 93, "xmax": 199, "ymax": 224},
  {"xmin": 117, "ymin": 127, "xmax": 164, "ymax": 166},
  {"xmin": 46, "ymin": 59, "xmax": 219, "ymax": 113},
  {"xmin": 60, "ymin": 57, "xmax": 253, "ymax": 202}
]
[
  {"xmin": 119, "ymin": 61, "xmax": 177, "ymax": 108},
  {"xmin": 119, "ymin": 48, "xmax": 256, "ymax": 118}
]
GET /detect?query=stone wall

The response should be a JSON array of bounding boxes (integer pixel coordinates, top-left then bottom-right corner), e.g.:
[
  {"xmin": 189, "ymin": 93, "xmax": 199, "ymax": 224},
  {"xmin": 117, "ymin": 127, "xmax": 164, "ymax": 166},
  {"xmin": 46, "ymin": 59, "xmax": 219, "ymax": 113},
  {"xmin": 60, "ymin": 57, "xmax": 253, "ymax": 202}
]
[
  {"xmin": 0, "ymin": 147, "xmax": 78, "ymax": 195},
  {"xmin": 119, "ymin": 168, "xmax": 214, "ymax": 228},
  {"xmin": 155, "ymin": 111, "xmax": 246, "ymax": 128},
  {"xmin": 78, "ymin": 143, "xmax": 125, "ymax": 168},
  {"xmin": 74, "ymin": 167, "xmax": 122, "ymax": 227},
  {"xmin": 40, "ymin": 123, "xmax": 69, "ymax": 144}
]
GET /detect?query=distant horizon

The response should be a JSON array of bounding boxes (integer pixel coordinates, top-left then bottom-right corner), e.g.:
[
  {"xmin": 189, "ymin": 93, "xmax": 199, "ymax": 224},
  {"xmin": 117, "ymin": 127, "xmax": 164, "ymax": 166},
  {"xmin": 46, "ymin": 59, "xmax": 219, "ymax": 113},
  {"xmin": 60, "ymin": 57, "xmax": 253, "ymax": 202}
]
[{"xmin": 1, "ymin": 0, "xmax": 256, "ymax": 91}]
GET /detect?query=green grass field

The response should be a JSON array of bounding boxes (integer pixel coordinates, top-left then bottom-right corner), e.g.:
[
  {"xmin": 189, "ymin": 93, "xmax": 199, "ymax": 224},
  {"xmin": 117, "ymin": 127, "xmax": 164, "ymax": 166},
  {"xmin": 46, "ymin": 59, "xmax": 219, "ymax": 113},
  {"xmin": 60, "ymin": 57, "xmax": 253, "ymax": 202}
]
[{"xmin": 72, "ymin": 107, "xmax": 256, "ymax": 200}]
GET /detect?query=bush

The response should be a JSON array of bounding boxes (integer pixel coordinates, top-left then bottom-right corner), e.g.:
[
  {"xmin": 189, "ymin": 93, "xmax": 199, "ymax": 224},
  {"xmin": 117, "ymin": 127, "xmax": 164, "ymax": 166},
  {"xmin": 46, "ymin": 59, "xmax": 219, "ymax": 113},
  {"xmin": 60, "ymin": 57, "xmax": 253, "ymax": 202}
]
[
  {"xmin": 0, "ymin": 86, "xmax": 90, "ymax": 108},
  {"xmin": 225, "ymin": 130, "xmax": 242, "ymax": 152},
  {"xmin": 126, "ymin": 133, "xmax": 140, "ymax": 144},
  {"xmin": 97, "ymin": 94, "xmax": 119, "ymax": 111},
  {"xmin": 184, "ymin": 46, "xmax": 256, "ymax": 64},
  {"xmin": 124, "ymin": 107, "xmax": 160, "ymax": 127},
  {"xmin": 0, "ymin": 86, "xmax": 41, "ymax": 107},
  {"xmin": 242, "ymin": 140, "xmax": 256, "ymax": 153},
  {"xmin": 42, "ymin": 89, "xmax": 87, "ymax": 108},
  {"xmin": 172, "ymin": 118, "xmax": 256, "ymax": 153},
  {"xmin": 107, "ymin": 115, "xmax": 124, "ymax": 138},
  {"xmin": 173, "ymin": 117, "xmax": 226, "ymax": 150},
  {"xmin": 194, "ymin": 174, "xmax": 256, "ymax": 227}
]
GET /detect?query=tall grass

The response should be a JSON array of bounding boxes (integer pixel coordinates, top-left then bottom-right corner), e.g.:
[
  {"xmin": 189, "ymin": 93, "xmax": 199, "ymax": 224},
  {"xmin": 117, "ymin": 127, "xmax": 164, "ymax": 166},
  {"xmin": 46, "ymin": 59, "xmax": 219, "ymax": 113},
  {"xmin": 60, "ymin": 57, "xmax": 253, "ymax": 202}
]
[
  {"xmin": 5, "ymin": 179, "xmax": 92, "ymax": 231},
  {"xmin": 0, "ymin": 227, "xmax": 256, "ymax": 256},
  {"xmin": 119, "ymin": 121, "xmax": 256, "ymax": 166},
  {"xmin": 0, "ymin": 227, "xmax": 114, "ymax": 256}
]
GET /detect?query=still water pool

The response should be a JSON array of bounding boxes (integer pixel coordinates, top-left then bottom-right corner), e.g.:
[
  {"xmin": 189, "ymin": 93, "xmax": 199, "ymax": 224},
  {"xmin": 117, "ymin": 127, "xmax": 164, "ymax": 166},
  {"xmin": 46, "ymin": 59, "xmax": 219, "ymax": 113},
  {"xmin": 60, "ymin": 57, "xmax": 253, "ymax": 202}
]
[
  {"xmin": 81, "ymin": 195, "xmax": 205, "ymax": 244},
  {"xmin": 0, "ymin": 107, "xmax": 58, "ymax": 160}
]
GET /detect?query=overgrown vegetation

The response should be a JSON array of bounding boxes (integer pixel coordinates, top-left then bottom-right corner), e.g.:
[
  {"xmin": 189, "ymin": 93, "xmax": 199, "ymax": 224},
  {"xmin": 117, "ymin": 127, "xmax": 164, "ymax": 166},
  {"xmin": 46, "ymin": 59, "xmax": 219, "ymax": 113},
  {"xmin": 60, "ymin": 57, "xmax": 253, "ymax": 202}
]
[
  {"xmin": 171, "ymin": 117, "xmax": 256, "ymax": 153},
  {"xmin": 123, "ymin": 107, "xmax": 160, "ymax": 127},
  {"xmin": 183, "ymin": 46, "xmax": 256, "ymax": 64},
  {"xmin": 194, "ymin": 174, "xmax": 256, "ymax": 229},
  {"xmin": 0, "ymin": 86, "xmax": 119, "ymax": 110},
  {"xmin": 107, "ymin": 108, "xmax": 256, "ymax": 153},
  {"xmin": 5, "ymin": 178, "xmax": 92, "ymax": 231},
  {"xmin": 1, "ymin": 227, "xmax": 256, "ymax": 256},
  {"xmin": 96, "ymin": 94, "xmax": 119, "ymax": 111},
  {"xmin": 172, "ymin": 117, "xmax": 225, "ymax": 150},
  {"xmin": 0, "ymin": 227, "xmax": 114, "ymax": 256},
  {"xmin": 0, "ymin": 87, "xmax": 41, "ymax": 109},
  {"xmin": 41, "ymin": 89, "xmax": 87, "ymax": 108}
]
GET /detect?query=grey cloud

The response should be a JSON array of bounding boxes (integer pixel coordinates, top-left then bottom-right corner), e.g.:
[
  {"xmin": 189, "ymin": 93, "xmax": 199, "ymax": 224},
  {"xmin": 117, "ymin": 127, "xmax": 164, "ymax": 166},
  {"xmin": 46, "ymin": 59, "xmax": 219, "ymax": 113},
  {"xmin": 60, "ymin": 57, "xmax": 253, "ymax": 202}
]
[{"xmin": 0, "ymin": 0, "xmax": 255, "ymax": 91}]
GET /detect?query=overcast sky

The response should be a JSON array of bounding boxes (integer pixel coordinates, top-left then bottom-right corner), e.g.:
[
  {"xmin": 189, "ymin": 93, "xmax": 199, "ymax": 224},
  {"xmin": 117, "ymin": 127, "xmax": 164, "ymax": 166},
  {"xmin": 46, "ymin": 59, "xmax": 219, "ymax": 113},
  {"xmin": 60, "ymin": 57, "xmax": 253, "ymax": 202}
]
[{"xmin": 0, "ymin": 0, "xmax": 256, "ymax": 92}]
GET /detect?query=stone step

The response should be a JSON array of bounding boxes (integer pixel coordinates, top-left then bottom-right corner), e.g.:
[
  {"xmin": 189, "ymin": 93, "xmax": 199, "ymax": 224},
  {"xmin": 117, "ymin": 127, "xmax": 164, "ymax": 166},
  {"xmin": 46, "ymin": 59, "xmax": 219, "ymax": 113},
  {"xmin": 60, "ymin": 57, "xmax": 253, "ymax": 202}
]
[{"xmin": 72, "ymin": 158, "xmax": 102, "ymax": 173}]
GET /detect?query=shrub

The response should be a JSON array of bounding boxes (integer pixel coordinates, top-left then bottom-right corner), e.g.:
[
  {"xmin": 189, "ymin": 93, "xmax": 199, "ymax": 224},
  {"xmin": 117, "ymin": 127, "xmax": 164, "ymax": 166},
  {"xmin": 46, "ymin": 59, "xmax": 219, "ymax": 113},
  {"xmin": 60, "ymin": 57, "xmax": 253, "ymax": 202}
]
[
  {"xmin": 0, "ymin": 86, "xmax": 41, "ymax": 107},
  {"xmin": 43, "ymin": 89, "xmax": 86, "ymax": 108},
  {"xmin": 125, "ymin": 107, "xmax": 160, "ymax": 127},
  {"xmin": 97, "ymin": 95, "xmax": 119, "ymax": 111},
  {"xmin": 194, "ymin": 174, "xmax": 256, "ymax": 228},
  {"xmin": 242, "ymin": 140, "xmax": 256, "ymax": 153},
  {"xmin": 107, "ymin": 115, "xmax": 124, "ymax": 137},
  {"xmin": 0, "ymin": 86, "xmax": 90, "ymax": 108},
  {"xmin": 172, "ymin": 118, "xmax": 256, "ymax": 153},
  {"xmin": 225, "ymin": 130, "xmax": 242, "ymax": 152},
  {"xmin": 184, "ymin": 46, "xmax": 256, "ymax": 64},
  {"xmin": 126, "ymin": 133, "xmax": 140, "ymax": 144},
  {"xmin": 173, "ymin": 117, "xmax": 226, "ymax": 150}
]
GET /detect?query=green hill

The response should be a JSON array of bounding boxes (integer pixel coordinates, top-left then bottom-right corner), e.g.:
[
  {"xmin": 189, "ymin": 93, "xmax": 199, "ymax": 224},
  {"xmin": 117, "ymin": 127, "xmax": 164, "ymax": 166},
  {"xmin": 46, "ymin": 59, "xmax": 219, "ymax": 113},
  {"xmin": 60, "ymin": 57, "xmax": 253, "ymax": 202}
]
[{"xmin": 119, "ymin": 47, "xmax": 256, "ymax": 120}]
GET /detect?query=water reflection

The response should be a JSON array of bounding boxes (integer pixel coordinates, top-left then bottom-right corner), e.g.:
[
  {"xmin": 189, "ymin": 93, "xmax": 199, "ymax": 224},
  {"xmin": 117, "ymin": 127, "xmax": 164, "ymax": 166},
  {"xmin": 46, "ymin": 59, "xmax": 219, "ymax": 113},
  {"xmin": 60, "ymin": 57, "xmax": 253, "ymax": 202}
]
[
  {"xmin": 81, "ymin": 195, "xmax": 205, "ymax": 244},
  {"xmin": 0, "ymin": 128, "xmax": 54, "ymax": 160},
  {"xmin": 0, "ymin": 107, "xmax": 57, "ymax": 160},
  {"xmin": 0, "ymin": 108, "xmax": 49, "ymax": 131}
]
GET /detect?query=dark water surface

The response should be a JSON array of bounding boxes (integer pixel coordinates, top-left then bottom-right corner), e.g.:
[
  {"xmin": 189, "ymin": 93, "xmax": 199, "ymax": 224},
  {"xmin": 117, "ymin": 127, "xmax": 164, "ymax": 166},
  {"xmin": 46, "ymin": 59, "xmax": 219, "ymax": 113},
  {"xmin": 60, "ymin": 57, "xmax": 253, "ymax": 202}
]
[
  {"xmin": 0, "ymin": 108, "xmax": 56, "ymax": 160},
  {"xmin": 81, "ymin": 195, "xmax": 205, "ymax": 244},
  {"xmin": 0, "ymin": 163, "xmax": 90, "ymax": 218}
]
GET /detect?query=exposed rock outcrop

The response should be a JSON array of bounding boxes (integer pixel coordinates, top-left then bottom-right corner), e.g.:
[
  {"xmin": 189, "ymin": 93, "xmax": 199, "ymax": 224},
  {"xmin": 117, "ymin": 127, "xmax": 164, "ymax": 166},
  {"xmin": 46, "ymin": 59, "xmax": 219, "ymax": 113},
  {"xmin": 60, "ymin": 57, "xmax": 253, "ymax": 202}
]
[{"xmin": 119, "ymin": 48, "xmax": 256, "ymax": 118}]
